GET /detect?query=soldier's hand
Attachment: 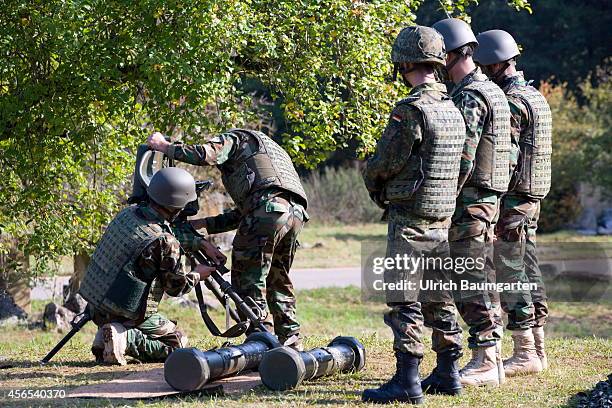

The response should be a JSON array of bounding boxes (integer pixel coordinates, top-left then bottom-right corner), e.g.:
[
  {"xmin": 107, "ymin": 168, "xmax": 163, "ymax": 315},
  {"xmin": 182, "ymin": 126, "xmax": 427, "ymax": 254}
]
[
  {"xmin": 147, "ymin": 131, "xmax": 170, "ymax": 153},
  {"xmin": 194, "ymin": 264, "xmax": 216, "ymax": 280},
  {"xmin": 369, "ymin": 191, "xmax": 387, "ymax": 209},
  {"xmin": 200, "ymin": 239, "xmax": 227, "ymax": 265}
]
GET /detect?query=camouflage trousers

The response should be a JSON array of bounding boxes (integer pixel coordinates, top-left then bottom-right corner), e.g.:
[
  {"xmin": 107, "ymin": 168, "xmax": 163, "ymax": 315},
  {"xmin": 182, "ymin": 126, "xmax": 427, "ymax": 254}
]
[
  {"xmin": 449, "ymin": 187, "xmax": 503, "ymax": 348},
  {"xmin": 93, "ymin": 312, "xmax": 183, "ymax": 363},
  {"xmin": 384, "ymin": 222, "xmax": 463, "ymax": 358},
  {"xmin": 494, "ymin": 195, "xmax": 548, "ymax": 330},
  {"xmin": 231, "ymin": 195, "xmax": 306, "ymax": 342}
]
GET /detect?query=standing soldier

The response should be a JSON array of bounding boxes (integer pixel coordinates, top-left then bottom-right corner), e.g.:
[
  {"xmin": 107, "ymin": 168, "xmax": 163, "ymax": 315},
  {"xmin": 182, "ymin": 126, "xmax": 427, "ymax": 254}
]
[
  {"xmin": 361, "ymin": 26, "xmax": 466, "ymax": 404},
  {"xmin": 79, "ymin": 168, "xmax": 216, "ymax": 365},
  {"xmin": 432, "ymin": 18, "xmax": 511, "ymax": 387},
  {"xmin": 147, "ymin": 129, "xmax": 308, "ymax": 349},
  {"xmin": 474, "ymin": 30, "xmax": 552, "ymax": 376}
]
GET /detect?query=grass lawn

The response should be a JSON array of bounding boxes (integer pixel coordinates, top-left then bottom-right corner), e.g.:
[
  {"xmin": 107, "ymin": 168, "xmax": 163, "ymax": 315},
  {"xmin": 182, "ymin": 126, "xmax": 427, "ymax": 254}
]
[{"xmin": 0, "ymin": 287, "xmax": 610, "ymax": 407}]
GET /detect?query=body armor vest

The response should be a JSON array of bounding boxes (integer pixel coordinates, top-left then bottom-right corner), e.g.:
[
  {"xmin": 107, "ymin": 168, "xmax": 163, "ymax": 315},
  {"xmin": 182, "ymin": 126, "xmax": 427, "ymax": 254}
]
[
  {"xmin": 218, "ymin": 129, "xmax": 308, "ymax": 212},
  {"xmin": 462, "ymin": 77, "xmax": 512, "ymax": 192},
  {"xmin": 384, "ymin": 96, "xmax": 466, "ymax": 220},
  {"xmin": 79, "ymin": 206, "xmax": 165, "ymax": 320},
  {"xmin": 506, "ymin": 83, "xmax": 552, "ymax": 198}
]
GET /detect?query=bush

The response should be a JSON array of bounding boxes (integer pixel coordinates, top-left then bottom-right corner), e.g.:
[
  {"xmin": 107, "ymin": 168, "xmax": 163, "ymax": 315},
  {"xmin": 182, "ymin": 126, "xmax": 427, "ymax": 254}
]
[{"xmin": 303, "ymin": 166, "xmax": 382, "ymax": 224}]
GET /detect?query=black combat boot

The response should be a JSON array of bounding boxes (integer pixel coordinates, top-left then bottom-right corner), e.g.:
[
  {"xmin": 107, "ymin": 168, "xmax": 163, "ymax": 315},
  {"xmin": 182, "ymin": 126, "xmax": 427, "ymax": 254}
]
[
  {"xmin": 362, "ymin": 351, "xmax": 423, "ymax": 404},
  {"xmin": 421, "ymin": 351, "xmax": 462, "ymax": 395}
]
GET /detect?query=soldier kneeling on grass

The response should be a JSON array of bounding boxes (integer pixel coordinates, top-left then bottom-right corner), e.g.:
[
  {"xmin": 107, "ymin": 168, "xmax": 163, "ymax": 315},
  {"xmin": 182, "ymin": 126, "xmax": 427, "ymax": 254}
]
[{"xmin": 78, "ymin": 167, "xmax": 219, "ymax": 365}]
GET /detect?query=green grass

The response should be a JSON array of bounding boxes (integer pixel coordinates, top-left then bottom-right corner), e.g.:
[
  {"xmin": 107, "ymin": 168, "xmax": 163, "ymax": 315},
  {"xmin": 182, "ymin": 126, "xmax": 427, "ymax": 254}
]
[{"xmin": 0, "ymin": 287, "xmax": 610, "ymax": 407}]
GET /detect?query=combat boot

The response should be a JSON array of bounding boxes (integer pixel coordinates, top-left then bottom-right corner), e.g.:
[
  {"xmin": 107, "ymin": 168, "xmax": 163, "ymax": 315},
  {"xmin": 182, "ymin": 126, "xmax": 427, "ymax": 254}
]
[
  {"xmin": 102, "ymin": 323, "xmax": 128, "ymax": 365},
  {"xmin": 496, "ymin": 340, "xmax": 505, "ymax": 385},
  {"xmin": 91, "ymin": 327, "xmax": 104, "ymax": 363},
  {"xmin": 362, "ymin": 351, "xmax": 423, "ymax": 404},
  {"xmin": 492, "ymin": 305, "xmax": 506, "ymax": 385},
  {"xmin": 421, "ymin": 351, "xmax": 462, "ymax": 395},
  {"xmin": 281, "ymin": 333, "xmax": 304, "ymax": 352},
  {"xmin": 459, "ymin": 345, "xmax": 499, "ymax": 387},
  {"xmin": 503, "ymin": 328, "xmax": 543, "ymax": 376},
  {"xmin": 532, "ymin": 326, "xmax": 548, "ymax": 370},
  {"xmin": 175, "ymin": 330, "xmax": 189, "ymax": 348}
]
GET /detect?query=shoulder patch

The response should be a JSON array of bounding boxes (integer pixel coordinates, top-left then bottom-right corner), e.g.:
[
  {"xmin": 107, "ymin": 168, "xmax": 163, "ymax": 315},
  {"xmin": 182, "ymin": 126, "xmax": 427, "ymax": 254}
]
[{"xmin": 390, "ymin": 102, "xmax": 418, "ymax": 124}]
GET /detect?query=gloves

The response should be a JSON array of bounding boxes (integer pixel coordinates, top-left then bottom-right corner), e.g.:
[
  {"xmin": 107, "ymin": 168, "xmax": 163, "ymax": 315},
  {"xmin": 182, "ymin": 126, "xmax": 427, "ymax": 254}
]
[{"xmin": 369, "ymin": 191, "xmax": 388, "ymax": 210}]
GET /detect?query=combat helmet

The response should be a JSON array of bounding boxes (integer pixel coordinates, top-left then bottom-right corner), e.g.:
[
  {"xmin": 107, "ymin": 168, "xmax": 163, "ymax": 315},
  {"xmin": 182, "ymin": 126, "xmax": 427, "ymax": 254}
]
[
  {"xmin": 392, "ymin": 25, "xmax": 446, "ymax": 66},
  {"xmin": 432, "ymin": 18, "xmax": 478, "ymax": 53},
  {"xmin": 473, "ymin": 30, "xmax": 520, "ymax": 65},
  {"xmin": 147, "ymin": 167, "xmax": 197, "ymax": 210}
]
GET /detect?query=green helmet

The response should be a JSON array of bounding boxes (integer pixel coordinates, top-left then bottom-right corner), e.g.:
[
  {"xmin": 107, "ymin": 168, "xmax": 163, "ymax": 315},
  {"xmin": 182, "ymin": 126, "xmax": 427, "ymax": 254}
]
[
  {"xmin": 473, "ymin": 30, "xmax": 520, "ymax": 65},
  {"xmin": 432, "ymin": 18, "xmax": 477, "ymax": 53},
  {"xmin": 147, "ymin": 167, "xmax": 197, "ymax": 210},
  {"xmin": 392, "ymin": 25, "xmax": 446, "ymax": 66}
]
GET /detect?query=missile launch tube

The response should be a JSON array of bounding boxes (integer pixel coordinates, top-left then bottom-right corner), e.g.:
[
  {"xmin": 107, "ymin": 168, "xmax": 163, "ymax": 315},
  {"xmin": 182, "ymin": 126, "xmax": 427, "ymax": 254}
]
[
  {"xmin": 164, "ymin": 332, "xmax": 280, "ymax": 391},
  {"xmin": 258, "ymin": 336, "xmax": 366, "ymax": 391}
]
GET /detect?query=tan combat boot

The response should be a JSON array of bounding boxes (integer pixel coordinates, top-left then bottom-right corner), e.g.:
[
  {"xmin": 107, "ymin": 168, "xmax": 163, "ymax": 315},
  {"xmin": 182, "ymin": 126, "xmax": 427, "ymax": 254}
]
[
  {"xmin": 459, "ymin": 346, "xmax": 499, "ymax": 387},
  {"xmin": 492, "ymin": 304, "xmax": 506, "ymax": 385},
  {"xmin": 532, "ymin": 326, "xmax": 548, "ymax": 370},
  {"xmin": 91, "ymin": 327, "xmax": 104, "ymax": 363},
  {"xmin": 496, "ymin": 340, "xmax": 505, "ymax": 385},
  {"xmin": 503, "ymin": 328, "xmax": 543, "ymax": 376},
  {"xmin": 102, "ymin": 323, "xmax": 128, "ymax": 365}
]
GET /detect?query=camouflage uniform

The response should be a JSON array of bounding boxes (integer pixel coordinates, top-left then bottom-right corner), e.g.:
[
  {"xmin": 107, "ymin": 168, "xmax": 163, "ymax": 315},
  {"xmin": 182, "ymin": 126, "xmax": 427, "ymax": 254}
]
[
  {"xmin": 495, "ymin": 73, "xmax": 550, "ymax": 330},
  {"xmin": 449, "ymin": 68, "xmax": 506, "ymax": 348},
  {"xmin": 90, "ymin": 204, "xmax": 200, "ymax": 362},
  {"xmin": 363, "ymin": 82, "xmax": 464, "ymax": 358},
  {"xmin": 167, "ymin": 131, "xmax": 308, "ymax": 342}
]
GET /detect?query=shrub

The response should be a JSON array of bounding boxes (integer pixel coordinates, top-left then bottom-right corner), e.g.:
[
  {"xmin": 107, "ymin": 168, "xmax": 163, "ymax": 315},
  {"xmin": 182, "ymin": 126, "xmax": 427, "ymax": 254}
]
[
  {"xmin": 538, "ymin": 74, "xmax": 611, "ymax": 232},
  {"xmin": 303, "ymin": 166, "xmax": 382, "ymax": 224}
]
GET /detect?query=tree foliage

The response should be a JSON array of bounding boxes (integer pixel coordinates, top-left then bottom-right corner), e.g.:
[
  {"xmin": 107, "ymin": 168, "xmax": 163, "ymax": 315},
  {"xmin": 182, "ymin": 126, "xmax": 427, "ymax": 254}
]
[
  {"xmin": 418, "ymin": 0, "xmax": 611, "ymax": 90},
  {"xmin": 0, "ymin": 0, "xmax": 530, "ymax": 272},
  {"xmin": 538, "ymin": 70, "xmax": 611, "ymax": 231}
]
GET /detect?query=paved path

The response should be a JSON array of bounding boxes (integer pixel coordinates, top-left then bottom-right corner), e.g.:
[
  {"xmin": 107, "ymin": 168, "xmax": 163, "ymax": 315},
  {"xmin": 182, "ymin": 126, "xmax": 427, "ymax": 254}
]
[{"xmin": 291, "ymin": 267, "xmax": 361, "ymax": 289}]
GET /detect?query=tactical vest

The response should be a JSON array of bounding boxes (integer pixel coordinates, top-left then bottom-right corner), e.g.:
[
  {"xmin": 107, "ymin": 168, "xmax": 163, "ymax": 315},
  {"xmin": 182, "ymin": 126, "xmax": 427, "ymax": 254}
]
[
  {"xmin": 384, "ymin": 96, "xmax": 466, "ymax": 220},
  {"xmin": 79, "ymin": 206, "xmax": 165, "ymax": 320},
  {"xmin": 461, "ymin": 78, "xmax": 512, "ymax": 192},
  {"xmin": 218, "ymin": 129, "xmax": 308, "ymax": 212},
  {"xmin": 506, "ymin": 83, "xmax": 552, "ymax": 198}
]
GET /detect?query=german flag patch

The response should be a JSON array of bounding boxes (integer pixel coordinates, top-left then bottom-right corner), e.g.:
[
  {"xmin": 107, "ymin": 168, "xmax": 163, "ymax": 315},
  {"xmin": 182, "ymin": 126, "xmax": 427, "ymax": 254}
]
[{"xmin": 392, "ymin": 114, "xmax": 403, "ymax": 123}]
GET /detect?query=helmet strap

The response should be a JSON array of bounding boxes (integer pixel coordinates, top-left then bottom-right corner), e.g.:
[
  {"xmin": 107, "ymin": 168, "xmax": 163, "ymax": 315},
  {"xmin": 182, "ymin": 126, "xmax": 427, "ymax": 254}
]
[
  {"xmin": 399, "ymin": 63, "xmax": 418, "ymax": 75},
  {"xmin": 491, "ymin": 61, "xmax": 510, "ymax": 83},
  {"xmin": 394, "ymin": 63, "xmax": 418, "ymax": 87},
  {"xmin": 446, "ymin": 53, "xmax": 461, "ymax": 73}
]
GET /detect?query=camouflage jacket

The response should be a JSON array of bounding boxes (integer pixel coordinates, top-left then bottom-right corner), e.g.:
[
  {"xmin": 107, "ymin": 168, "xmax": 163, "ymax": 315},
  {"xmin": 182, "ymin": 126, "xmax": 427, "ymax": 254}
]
[
  {"xmin": 135, "ymin": 206, "xmax": 200, "ymax": 317},
  {"xmin": 450, "ymin": 68, "xmax": 489, "ymax": 193},
  {"xmin": 167, "ymin": 133, "xmax": 284, "ymax": 232},
  {"xmin": 362, "ymin": 82, "xmax": 453, "ymax": 228},
  {"xmin": 499, "ymin": 72, "xmax": 530, "ymax": 188}
]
